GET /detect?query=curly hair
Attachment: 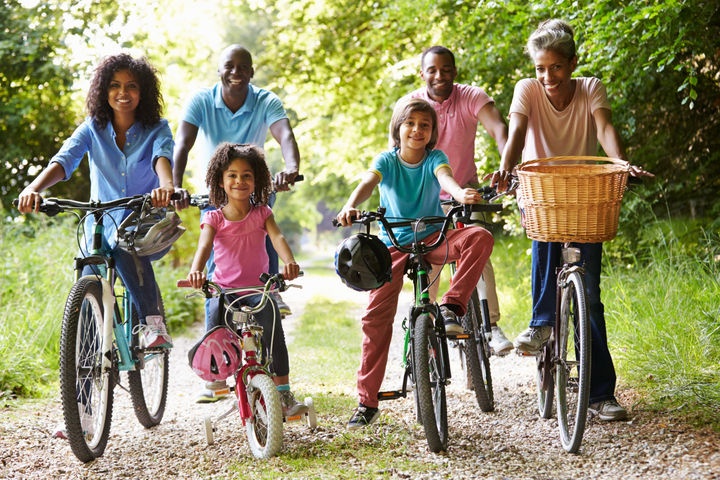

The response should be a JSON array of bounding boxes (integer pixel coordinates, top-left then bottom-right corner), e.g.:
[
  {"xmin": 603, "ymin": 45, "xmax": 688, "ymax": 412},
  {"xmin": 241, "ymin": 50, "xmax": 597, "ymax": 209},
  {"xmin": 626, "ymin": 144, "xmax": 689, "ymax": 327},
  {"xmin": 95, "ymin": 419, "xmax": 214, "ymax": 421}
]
[
  {"xmin": 206, "ymin": 143, "xmax": 272, "ymax": 208},
  {"xmin": 86, "ymin": 54, "xmax": 163, "ymax": 128},
  {"xmin": 389, "ymin": 97, "xmax": 439, "ymax": 151}
]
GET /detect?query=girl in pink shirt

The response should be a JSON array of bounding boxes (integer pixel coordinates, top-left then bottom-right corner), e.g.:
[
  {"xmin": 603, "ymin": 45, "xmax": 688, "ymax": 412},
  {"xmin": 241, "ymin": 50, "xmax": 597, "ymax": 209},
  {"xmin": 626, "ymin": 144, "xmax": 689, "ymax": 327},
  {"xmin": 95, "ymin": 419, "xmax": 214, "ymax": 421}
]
[{"xmin": 186, "ymin": 143, "xmax": 307, "ymax": 415}]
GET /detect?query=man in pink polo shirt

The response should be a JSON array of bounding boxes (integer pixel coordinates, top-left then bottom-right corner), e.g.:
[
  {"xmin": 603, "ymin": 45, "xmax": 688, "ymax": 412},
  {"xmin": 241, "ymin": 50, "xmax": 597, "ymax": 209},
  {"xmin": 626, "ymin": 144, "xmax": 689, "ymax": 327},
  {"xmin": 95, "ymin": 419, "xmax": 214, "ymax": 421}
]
[{"xmin": 401, "ymin": 45, "xmax": 513, "ymax": 356}]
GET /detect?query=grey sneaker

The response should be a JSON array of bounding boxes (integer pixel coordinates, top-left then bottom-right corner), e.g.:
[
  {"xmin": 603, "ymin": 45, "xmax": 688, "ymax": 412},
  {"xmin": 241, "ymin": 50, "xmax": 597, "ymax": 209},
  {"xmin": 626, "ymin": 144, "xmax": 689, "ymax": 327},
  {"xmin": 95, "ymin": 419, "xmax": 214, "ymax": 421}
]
[
  {"xmin": 272, "ymin": 292, "xmax": 292, "ymax": 316},
  {"xmin": 196, "ymin": 380, "xmax": 231, "ymax": 403},
  {"xmin": 440, "ymin": 305, "xmax": 464, "ymax": 335},
  {"xmin": 513, "ymin": 326, "xmax": 552, "ymax": 355},
  {"xmin": 589, "ymin": 399, "xmax": 628, "ymax": 421},
  {"xmin": 489, "ymin": 325, "xmax": 513, "ymax": 356},
  {"xmin": 279, "ymin": 390, "xmax": 309, "ymax": 417},
  {"xmin": 347, "ymin": 404, "xmax": 380, "ymax": 429}
]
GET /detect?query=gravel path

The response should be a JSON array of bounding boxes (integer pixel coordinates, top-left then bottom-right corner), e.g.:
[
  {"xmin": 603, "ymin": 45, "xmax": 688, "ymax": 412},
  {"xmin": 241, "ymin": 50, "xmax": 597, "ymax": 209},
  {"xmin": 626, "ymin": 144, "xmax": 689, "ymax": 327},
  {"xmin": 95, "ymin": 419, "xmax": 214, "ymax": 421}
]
[{"xmin": 1, "ymin": 270, "xmax": 718, "ymax": 479}]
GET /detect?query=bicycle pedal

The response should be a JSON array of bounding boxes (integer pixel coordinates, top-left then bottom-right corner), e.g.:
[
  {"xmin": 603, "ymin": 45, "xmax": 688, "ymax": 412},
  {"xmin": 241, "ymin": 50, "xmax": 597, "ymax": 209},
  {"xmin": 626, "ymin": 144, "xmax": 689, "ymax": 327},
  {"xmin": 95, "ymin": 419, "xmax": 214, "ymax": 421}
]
[
  {"xmin": 515, "ymin": 349, "xmax": 539, "ymax": 357},
  {"xmin": 446, "ymin": 332, "xmax": 470, "ymax": 340},
  {"xmin": 284, "ymin": 414, "xmax": 303, "ymax": 422},
  {"xmin": 377, "ymin": 390, "xmax": 405, "ymax": 401}
]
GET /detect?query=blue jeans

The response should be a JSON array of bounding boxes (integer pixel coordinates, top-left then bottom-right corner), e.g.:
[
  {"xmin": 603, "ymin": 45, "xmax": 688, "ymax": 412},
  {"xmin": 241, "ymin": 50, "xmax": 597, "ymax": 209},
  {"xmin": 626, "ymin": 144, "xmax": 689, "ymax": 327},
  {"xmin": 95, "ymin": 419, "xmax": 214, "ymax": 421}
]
[
  {"xmin": 206, "ymin": 293, "xmax": 289, "ymax": 377},
  {"xmin": 530, "ymin": 241, "xmax": 617, "ymax": 404},
  {"xmin": 201, "ymin": 192, "xmax": 279, "ymax": 321},
  {"xmin": 82, "ymin": 242, "xmax": 168, "ymax": 323}
]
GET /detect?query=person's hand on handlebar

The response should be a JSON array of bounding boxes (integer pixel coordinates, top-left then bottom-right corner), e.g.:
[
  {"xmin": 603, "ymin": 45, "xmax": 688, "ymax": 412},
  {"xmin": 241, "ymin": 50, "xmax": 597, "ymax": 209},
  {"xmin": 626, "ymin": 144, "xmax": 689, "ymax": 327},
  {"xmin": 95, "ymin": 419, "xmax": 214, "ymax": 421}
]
[
  {"xmin": 629, "ymin": 164, "xmax": 654, "ymax": 178},
  {"xmin": 282, "ymin": 261, "xmax": 301, "ymax": 281},
  {"xmin": 151, "ymin": 184, "xmax": 175, "ymax": 208},
  {"xmin": 16, "ymin": 188, "xmax": 43, "ymax": 214},
  {"xmin": 452, "ymin": 187, "xmax": 484, "ymax": 205},
  {"xmin": 171, "ymin": 187, "xmax": 191, "ymax": 210},
  {"xmin": 336, "ymin": 204, "xmax": 361, "ymax": 227},
  {"xmin": 186, "ymin": 270, "xmax": 207, "ymax": 289},
  {"xmin": 273, "ymin": 170, "xmax": 299, "ymax": 192},
  {"xmin": 484, "ymin": 169, "xmax": 514, "ymax": 193}
]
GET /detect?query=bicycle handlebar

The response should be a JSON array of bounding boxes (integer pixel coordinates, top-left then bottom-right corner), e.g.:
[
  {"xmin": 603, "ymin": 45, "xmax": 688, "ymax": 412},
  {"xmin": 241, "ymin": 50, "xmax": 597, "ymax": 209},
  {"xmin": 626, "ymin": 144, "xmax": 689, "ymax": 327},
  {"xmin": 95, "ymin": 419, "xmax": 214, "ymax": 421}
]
[
  {"xmin": 177, "ymin": 272, "xmax": 303, "ymax": 315},
  {"xmin": 332, "ymin": 205, "xmax": 465, "ymax": 255},
  {"xmin": 12, "ymin": 192, "xmax": 181, "ymax": 217}
]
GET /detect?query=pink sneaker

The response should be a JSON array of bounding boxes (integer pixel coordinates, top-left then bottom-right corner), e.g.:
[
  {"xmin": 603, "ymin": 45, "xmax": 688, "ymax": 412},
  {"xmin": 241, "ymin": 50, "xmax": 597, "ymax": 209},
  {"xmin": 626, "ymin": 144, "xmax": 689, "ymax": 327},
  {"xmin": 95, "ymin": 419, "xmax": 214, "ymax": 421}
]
[{"xmin": 140, "ymin": 315, "xmax": 172, "ymax": 348}]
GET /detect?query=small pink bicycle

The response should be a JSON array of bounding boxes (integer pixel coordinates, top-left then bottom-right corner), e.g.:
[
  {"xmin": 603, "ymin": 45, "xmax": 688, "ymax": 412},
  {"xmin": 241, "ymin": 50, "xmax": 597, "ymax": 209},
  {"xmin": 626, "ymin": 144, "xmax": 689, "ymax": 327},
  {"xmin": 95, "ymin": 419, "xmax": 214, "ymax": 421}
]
[{"xmin": 178, "ymin": 273, "xmax": 316, "ymax": 459}]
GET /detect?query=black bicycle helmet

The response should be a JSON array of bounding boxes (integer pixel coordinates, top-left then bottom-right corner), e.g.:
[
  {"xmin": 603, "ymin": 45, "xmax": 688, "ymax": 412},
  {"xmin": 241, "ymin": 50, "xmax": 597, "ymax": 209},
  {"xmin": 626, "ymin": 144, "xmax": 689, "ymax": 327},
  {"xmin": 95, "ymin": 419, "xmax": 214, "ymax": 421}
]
[{"xmin": 335, "ymin": 233, "xmax": 392, "ymax": 291}]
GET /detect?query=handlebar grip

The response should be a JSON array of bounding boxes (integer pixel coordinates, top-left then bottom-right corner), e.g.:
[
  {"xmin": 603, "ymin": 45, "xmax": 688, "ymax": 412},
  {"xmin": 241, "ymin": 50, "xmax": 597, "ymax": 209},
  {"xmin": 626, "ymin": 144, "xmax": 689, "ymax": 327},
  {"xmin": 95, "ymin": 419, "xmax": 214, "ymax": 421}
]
[
  {"xmin": 176, "ymin": 280, "xmax": 192, "ymax": 288},
  {"xmin": 294, "ymin": 174, "xmax": 304, "ymax": 182}
]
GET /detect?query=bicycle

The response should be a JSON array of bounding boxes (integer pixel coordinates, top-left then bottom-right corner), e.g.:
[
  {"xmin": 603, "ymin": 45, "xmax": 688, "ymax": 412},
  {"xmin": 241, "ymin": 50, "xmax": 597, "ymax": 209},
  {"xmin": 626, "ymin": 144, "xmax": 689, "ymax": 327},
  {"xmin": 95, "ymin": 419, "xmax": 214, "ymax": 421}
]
[
  {"xmin": 14, "ymin": 194, "xmax": 177, "ymax": 462},
  {"xmin": 334, "ymin": 203, "xmax": 490, "ymax": 453},
  {"xmin": 440, "ymin": 186, "xmax": 505, "ymax": 412},
  {"xmin": 177, "ymin": 273, "xmax": 317, "ymax": 459}
]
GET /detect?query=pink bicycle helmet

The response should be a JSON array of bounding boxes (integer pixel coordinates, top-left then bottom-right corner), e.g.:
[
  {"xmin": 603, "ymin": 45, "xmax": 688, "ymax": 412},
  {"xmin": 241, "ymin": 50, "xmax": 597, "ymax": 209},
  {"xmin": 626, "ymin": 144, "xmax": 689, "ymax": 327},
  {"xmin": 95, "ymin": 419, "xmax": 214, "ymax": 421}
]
[{"xmin": 187, "ymin": 326, "xmax": 242, "ymax": 381}]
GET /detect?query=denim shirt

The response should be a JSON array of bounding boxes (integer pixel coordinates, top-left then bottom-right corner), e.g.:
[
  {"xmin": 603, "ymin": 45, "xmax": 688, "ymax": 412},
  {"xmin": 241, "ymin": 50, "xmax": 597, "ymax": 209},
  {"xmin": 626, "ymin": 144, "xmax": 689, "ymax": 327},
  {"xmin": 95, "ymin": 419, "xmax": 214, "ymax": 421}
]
[{"xmin": 50, "ymin": 117, "xmax": 174, "ymax": 248}]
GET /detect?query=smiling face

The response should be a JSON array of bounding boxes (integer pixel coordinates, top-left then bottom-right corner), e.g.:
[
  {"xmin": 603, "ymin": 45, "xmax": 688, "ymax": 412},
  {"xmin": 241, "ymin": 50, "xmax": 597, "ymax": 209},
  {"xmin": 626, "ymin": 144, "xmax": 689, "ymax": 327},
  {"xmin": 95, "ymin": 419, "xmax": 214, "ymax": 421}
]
[
  {"xmin": 398, "ymin": 110, "xmax": 434, "ymax": 157},
  {"xmin": 218, "ymin": 46, "xmax": 254, "ymax": 97},
  {"xmin": 107, "ymin": 69, "xmax": 140, "ymax": 117},
  {"xmin": 220, "ymin": 158, "xmax": 255, "ymax": 203},
  {"xmin": 420, "ymin": 52, "xmax": 457, "ymax": 102},
  {"xmin": 533, "ymin": 48, "xmax": 577, "ymax": 105}
]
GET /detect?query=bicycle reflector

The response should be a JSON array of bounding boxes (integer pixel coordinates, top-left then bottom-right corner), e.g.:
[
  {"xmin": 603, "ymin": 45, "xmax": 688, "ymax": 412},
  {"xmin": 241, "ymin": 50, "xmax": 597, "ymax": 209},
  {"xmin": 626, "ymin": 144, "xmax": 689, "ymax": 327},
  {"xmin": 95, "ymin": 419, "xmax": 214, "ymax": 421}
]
[
  {"xmin": 188, "ymin": 326, "xmax": 242, "ymax": 381},
  {"xmin": 334, "ymin": 233, "xmax": 392, "ymax": 291}
]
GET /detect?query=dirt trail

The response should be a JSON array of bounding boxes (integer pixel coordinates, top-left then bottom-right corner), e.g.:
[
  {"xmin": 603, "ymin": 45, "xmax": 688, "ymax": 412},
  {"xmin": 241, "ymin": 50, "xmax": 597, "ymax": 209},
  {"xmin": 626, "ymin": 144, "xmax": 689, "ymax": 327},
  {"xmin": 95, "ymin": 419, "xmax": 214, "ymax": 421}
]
[{"xmin": 0, "ymin": 266, "xmax": 718, "ymax": 479}]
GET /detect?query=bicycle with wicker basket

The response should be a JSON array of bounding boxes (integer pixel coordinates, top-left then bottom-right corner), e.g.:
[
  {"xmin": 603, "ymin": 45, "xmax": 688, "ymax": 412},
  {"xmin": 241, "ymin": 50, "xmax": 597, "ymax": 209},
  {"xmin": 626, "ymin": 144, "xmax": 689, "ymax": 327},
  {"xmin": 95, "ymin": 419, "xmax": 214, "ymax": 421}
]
[{"xmin": 515, "ymin": 156, "xmax": 630, "ymax": 453}]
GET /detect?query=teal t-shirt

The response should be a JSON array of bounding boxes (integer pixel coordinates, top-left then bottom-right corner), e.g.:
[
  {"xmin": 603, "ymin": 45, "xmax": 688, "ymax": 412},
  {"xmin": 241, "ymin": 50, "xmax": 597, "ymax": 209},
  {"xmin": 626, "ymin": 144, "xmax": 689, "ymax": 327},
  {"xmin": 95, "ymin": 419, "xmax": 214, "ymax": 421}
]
[{"xmin": 370, "ymin": 148, "xmax": 451, "ymax": 247}]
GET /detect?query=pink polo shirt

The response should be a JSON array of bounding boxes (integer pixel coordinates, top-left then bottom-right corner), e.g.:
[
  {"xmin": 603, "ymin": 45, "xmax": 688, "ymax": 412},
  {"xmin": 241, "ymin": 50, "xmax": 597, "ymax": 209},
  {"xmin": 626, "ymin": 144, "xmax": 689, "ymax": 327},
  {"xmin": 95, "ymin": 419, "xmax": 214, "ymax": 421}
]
[
  {"xmin": 202, "ymin": 206, "xmax": 272, "ymax": 289},
  {"xmin": 405, "ymin": 84, "xmax": 493, "ymax": 198}
]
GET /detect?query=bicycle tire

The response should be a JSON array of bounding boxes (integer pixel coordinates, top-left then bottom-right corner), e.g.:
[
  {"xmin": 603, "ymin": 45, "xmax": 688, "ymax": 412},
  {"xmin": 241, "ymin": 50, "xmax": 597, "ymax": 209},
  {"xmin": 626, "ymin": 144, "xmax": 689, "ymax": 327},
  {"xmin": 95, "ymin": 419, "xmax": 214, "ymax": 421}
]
[
  {"xmin": 414, "ymin": 313, "xmax": 448, "ymax": 453},
  {"xmin": 245, "ymin": 374, "xmax": 284, "ymax": 459},
  {"xmin": 461, "ymin": 291, "xmax": 494, "ymax": 411},
  {"xmin": 555, "ymin": 271, "xmax": 591, "ymax": 453},
  {"xmin": 536, "ymin": 346, "xmax": 554, "ymax": 419},
  {"xmin": 128, "ymin": 288, "xmax": 169, "ymax": 428},
  {"xmin": 59, "ymin": 278, "xmax": 115, "ymax": 462}
]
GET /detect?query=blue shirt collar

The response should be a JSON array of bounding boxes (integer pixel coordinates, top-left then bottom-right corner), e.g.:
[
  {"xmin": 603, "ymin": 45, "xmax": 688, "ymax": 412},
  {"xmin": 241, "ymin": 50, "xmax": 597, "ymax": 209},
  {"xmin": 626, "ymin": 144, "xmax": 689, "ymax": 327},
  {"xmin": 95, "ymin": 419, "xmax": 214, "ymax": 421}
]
[{"xmin": 213, "ymin": 82, "xmax": 257, "ymax": 116}]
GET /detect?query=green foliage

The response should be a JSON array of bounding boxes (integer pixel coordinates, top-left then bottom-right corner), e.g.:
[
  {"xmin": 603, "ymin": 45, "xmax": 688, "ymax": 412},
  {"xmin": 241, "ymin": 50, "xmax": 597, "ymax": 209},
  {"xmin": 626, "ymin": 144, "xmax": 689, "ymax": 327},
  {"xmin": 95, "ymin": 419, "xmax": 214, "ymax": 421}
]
[
  {"xmin": 0, "ymin": 0, "xmax": 83, "ymax": 209},
  {"xmin": 258, "ymin": 0, "xmax": 720, "ymax": 216},
  {"xmin": 0, "ymin": 210, "xmax": 200, "ymax": 399}
]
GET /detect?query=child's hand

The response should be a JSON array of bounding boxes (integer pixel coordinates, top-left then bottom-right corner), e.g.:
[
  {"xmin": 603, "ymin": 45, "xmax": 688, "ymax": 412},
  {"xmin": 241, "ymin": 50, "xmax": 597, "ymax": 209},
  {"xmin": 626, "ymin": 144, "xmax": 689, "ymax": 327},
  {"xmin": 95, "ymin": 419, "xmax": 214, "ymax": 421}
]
[
  {"xmin": 151, "ymin": 184, "xmax": 175, "ymax": 208},
  {"xmin": 336, "ymin": 205, "xmax": 360, "ymax": 227},
  {"xmin": 453, "ymin": 187, "xmax": 483, "ymax": 205},
  {"xmin": 282, "ymin": 261, "xmax": 300, "ymax": 281},
  {"xmin": 187, "ymin": 270, "xmax": 206, "ymax": 289}
]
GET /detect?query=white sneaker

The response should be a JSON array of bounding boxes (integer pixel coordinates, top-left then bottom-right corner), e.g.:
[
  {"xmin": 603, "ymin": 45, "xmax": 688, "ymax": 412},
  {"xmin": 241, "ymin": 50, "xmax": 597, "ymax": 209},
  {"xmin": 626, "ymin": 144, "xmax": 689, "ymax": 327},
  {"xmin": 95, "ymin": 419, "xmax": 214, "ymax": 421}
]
[
  {"xmin": 489, "ymin": 325, "xmax": 513, "ymax": 356},
  {"xmin": 513, "ymin": 326, "xmax": 552, "ymax": 355},
  {"xmin": 196, "ymin": 380, "xmax": 231, "ymax": 403},
  {"xmin": 140, "ymin": 315, "xmax": 172, "ymax": 348}
]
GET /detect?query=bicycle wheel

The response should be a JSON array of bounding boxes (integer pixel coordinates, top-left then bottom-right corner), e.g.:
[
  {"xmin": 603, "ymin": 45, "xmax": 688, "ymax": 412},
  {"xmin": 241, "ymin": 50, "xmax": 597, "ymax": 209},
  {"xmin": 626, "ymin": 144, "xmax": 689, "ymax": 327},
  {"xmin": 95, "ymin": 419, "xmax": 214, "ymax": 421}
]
[
  {"xmin": 555, "ymin": 271, "xmax": 591, "ymax": 453},
  {"xmin": 414, "ymin": 313, "xmax": 448, "ymax": 453},
  {"xmin": 128, "ymin": 288, "xmax": 169, "ymax": 427},
  {"xmin": 60, "ymin": 277, "xmax": 115, "ymax": 462},
  {"xmin": 245, "ymin": 374, "xmax": 283, "ymax": 459},
  {"xmin": 461, "ymin": 291, "xmax": 494, "ymax": 411},
  {"xmin": 536, "ymin": 346, "xmax": 554, "ymax": 419}
]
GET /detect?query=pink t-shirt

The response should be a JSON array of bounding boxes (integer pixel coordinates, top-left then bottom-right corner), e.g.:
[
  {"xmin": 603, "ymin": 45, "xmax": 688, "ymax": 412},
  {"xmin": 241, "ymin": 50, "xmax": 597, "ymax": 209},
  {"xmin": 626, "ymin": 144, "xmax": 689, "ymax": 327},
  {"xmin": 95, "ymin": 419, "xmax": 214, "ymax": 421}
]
[
  {"xmin": 509, "ymin": 77, "xmax": 611, "ymax": 161},
  {"xmin": 202, "ymin": 206, "xmax": 272, "ymax": 289},
  {"xmin": 406, "ymin": 84, "xmax": 493, "ymax": 197}
]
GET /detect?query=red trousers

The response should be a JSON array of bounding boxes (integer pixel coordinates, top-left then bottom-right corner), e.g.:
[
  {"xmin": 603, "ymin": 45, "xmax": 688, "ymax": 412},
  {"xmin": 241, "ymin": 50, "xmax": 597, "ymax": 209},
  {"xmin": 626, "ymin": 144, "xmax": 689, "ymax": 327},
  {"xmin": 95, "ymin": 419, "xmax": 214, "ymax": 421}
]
[{"xmin": 357, "ymin": 226, "xmax": 494, "ymax": 408}]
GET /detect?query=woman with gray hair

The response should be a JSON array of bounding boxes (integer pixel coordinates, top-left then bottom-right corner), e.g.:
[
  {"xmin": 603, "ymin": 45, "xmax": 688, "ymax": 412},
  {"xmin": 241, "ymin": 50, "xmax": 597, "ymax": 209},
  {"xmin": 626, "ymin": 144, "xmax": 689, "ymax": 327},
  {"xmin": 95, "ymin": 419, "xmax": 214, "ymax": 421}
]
[{"xmin": 488, "ymin": 19, "xmax": 652, "ymax": 422}]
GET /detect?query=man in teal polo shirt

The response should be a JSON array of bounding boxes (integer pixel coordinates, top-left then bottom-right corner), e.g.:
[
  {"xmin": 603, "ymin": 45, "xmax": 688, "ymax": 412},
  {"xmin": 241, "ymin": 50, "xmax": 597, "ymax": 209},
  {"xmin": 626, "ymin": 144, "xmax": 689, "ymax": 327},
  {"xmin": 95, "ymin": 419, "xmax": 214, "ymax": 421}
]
[{"xmin": 173, "ymin": 44, "xmax": 300, "ymax": 312}]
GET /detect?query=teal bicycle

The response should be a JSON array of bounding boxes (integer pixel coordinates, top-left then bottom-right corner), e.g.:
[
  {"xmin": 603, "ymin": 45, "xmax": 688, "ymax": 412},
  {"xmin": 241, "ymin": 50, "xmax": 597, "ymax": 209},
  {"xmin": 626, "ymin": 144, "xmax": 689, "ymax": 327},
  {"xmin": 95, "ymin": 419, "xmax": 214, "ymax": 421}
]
[{"xmin": 21, "ymin": 194, "xmax": 179, "ymax": 462}]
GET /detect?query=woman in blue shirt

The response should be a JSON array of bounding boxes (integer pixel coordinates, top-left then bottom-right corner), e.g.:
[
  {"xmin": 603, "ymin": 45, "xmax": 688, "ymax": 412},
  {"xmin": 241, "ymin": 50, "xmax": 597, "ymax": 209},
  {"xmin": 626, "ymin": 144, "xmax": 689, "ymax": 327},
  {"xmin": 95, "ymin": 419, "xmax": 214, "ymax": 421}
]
[{"xmin": 17, "ymin": 53, "xmax": 175, "ymax": 349}]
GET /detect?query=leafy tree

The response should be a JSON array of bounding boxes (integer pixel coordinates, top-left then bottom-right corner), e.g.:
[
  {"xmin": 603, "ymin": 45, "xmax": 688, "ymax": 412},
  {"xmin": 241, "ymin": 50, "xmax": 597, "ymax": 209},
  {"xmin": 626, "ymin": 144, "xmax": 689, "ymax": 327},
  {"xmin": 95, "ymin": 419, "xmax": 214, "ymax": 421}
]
[{"xmin": 0, "ymin": 0, "xmax": 81, "ymax": 209}]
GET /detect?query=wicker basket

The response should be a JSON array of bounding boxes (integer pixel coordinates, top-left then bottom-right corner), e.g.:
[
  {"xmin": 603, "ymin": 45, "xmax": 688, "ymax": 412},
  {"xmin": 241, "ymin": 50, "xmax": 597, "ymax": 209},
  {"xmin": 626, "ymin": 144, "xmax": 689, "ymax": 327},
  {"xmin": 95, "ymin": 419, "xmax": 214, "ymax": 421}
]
[{"xmin": 516, "ymin": 156, "xmax": 630, "ymax": 243}]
